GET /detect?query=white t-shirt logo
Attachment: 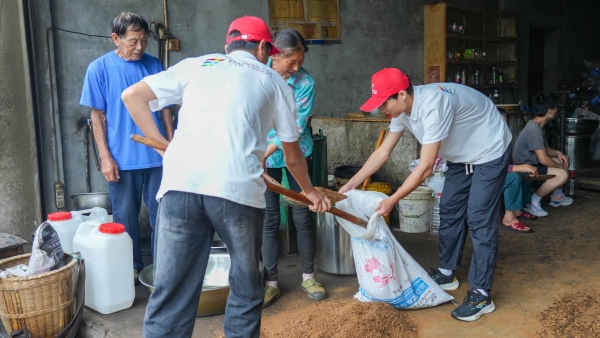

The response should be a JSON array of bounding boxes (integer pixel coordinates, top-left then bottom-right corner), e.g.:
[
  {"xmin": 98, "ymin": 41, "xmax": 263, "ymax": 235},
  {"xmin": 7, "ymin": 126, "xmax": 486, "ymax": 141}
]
[{"xmin": 372, "ymin": 83, "xmax": 377, "ymax": 95}]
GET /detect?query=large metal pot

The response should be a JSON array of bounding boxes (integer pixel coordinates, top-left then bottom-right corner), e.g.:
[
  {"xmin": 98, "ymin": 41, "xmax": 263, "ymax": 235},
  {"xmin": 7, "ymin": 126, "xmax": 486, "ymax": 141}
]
[
  {"xmin": 316, "ymin": 212, "xmax": 356, "ymax": 275},
  {"xmin": 71, "ymin": 192, "xmax": 112, "ymax": 214},
  {"xmin": 139, "ymin": 249, "xmax": 263, "ymax": 317},
  {"xmin": 549, "ymin": 133, "xmax": 592, "ymax": 170},
  {"xmin": 552, "ymin": 118, "xmax": 600, "ymax": 135}
]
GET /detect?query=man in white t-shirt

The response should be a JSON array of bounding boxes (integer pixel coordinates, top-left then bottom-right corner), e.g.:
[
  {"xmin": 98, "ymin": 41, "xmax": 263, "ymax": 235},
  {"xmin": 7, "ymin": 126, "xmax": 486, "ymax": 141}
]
[
  {"xmin": 340, "ymin": 68, "xmax": 512, "ymax": 322},
  {"xmin": 122, "ymin": 16, "xmax": 330, "ymax": 338}
]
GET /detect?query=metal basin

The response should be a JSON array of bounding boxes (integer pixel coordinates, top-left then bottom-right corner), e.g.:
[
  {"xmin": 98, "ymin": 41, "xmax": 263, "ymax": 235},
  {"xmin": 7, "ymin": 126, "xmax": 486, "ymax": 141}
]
[
  {"xmin": 552, "ymin": 118, "xmax": 600, "ymax": 135},
  {"xmin": 71, "ymin": 192, "xmax": 112, "ymax": 214},
  {"xmin": 139, "ymin": 250, "xmax": 263, "ymax": 317}
]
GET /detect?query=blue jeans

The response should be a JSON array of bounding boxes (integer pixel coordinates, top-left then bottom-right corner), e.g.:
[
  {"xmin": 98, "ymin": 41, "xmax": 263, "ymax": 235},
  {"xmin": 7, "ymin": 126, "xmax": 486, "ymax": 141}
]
[
  {"xmin": 144, "ymin": 191, "xmax": 265, "ymax": 338},
  {"xmin": 503, "ymin": 172, "xmax": 533, "ymax": 211},
  {"xmin": 108, "ymin": 167, "xmax": 162, "ymax": 272},
  {"xmin": 263, "ymin": 157, "xmax": 315, "ymax": 281}
]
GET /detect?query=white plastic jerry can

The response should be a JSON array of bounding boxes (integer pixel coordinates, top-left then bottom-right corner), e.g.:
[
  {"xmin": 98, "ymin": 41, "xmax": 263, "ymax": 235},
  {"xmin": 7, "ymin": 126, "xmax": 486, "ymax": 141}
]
[
  {"xmin": 72, "ymin": 207, "xmax": 110, "ymax": 224},
  {"xmin": 47, "ymin": 212, "xmax": 83, "ymax": 253},
  {"xmin": 73, "ymin": 221, "xmax": 135, "ymax": 314},
  {"xmin": 47, "ymin": 207, "xmax": 110, "ymax": 253}
]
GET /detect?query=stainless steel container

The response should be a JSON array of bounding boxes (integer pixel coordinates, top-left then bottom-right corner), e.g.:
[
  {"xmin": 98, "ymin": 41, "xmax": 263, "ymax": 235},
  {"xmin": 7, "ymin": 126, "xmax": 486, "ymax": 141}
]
[
  {"xmin": 316, "ymin": 212, "xmax": 356, "ymax": 275},
  {"xmin": 71, "ymin": 192, "xmax": 112, "ymax": 214},
  {"xmin": 552, "ymin": 118, "xmax": 600, "ymax": 135},
  {"xmin": 549, "ymin": 133, "xmax": 592, "ymax": 170}
]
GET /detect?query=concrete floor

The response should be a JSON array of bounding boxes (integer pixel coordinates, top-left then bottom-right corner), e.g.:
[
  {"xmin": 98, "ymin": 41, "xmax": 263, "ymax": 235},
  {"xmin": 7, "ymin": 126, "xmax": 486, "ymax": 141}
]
[{"xmin": 2, "ymin": 189, "xmax": 598, "ymax": 338}]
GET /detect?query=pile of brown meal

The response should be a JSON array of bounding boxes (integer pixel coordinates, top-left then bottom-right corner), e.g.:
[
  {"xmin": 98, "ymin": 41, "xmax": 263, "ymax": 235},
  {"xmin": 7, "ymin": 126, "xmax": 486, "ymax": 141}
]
[
  {"xmin": 260, "ymin": 300, "xmax": 418, "ymax": 338},
  {"xmin": 538, "ymin": 291, "xmax": 600, "ymax": 337}
]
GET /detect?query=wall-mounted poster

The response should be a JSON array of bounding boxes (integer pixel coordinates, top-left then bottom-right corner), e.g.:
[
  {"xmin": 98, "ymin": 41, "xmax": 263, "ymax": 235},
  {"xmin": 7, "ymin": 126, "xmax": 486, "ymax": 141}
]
[{"xmin": 269, "ymin": 0, "xmax": 341, "ymax": 43}]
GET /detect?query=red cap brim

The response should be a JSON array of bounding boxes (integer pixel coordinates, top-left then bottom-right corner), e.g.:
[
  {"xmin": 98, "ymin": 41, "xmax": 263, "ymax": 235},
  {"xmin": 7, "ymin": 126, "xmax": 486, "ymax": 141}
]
[
  {"xmin": 268, "ymin": 43, "xmax": 282, "ymax": 56},
  {"xmin": 360, "ymin": 96, "xmax": 387, "ymax": 112}
]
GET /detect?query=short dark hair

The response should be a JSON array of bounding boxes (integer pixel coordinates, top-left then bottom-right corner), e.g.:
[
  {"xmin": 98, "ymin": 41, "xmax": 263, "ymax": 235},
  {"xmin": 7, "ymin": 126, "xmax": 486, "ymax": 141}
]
[
  {"xmin": 531, "ymin": 91, "xmax": 558, "ymax": 117},
  {"xmin": 273, "ymin": 28, "xmax": 308, "ymax": 56},
  {"xmin": 387, "ymin": 82, "xmax": 414, "ymax": 100},
  {"xmin": 225, "ymin": 30, "xmax": 272, "ymax": 54},
  {"xmin": 111, "ymin": 12, "xmax": 149, "ymax": 38}
]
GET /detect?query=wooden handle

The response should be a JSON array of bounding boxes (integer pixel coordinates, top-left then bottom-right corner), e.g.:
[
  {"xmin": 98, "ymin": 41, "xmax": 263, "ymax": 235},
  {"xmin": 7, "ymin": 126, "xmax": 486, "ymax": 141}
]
[
  {"xmin": 262, "ymin": 174, "xmax": 368, "ymax": 228},
  {"xmin": 362, "ymin": 129, "xmax": 387, "ymax": 190},
  {"xmin": 521, "ymin": 174, "xmax": 556, "ymax": 181},
  {"xmin": 130, "ymin": 134, "xmax": 168, "ymax": 151}
]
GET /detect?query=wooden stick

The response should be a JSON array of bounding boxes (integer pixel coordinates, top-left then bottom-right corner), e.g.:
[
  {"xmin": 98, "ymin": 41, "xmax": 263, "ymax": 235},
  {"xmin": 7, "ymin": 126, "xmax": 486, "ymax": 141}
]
[
  {"xmin": 263, "ymin": 174, "xmax": 368, "ymax": 228},
  {"xmin": 130, "ymin": 134, "xmax": 168, "ymax": 151},
  {"xmin": 362, "ymin": 129, "xmax": 387, "ymax": 190}
]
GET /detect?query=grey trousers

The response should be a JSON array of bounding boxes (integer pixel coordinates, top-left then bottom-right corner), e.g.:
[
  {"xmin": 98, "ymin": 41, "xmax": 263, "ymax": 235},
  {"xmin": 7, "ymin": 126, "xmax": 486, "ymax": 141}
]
[
  {"xmin": 438, "ymin": 144, "xmax": 510, "ymax": 291},
  {"xmin": 263, "ymin": 157, "xmax": 315, "ymax": 281}
]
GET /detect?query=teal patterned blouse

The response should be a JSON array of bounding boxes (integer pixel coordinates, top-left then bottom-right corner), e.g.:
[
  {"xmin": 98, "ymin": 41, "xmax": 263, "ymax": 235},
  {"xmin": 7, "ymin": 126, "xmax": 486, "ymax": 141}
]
[{"xmin": 265, "ymin": 58, "xmax": 315, "ymax": 169}]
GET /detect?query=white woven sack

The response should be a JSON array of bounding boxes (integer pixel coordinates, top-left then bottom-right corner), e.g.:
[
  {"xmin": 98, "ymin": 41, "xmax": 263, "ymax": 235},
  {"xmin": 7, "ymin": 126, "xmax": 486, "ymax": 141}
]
[{"xmin": 336, "ymin": 190, "xmax": 453, "ymax": 309}]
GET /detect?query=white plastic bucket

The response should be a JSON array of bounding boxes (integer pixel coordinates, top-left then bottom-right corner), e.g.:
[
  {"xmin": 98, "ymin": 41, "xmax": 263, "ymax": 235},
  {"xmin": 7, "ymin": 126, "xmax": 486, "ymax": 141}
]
[
  {"xmin": 398, "ymin": 186, "xmax": 433, "ymax": 233},
  {"xmin": 48, "ymin": 207, "xmax": 109, "ymax": 253},
  {"xmin": 73, "ymin": 221, "xmax": 134, "ymax": 314}
]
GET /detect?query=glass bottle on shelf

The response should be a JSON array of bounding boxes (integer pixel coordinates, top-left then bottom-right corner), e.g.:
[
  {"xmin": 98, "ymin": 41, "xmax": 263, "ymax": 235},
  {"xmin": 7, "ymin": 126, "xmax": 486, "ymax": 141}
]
[
  {"xmin": 498, "ymin": 68, "xmax": 504, "ymax": 84},
  {"xmin": 475, "ymin": 69, "xmax": 480, "ymax": 85},
  {"xmin": 491, "ymin": 67, "xmax": 497, "ymax": 84},
  {"xmin": 461, "ymin": 69, "xmax": 466, "ymax": 84},
  {"xmin": 455, "ymin": 68, "xmax": 461, "ymax": 84}
]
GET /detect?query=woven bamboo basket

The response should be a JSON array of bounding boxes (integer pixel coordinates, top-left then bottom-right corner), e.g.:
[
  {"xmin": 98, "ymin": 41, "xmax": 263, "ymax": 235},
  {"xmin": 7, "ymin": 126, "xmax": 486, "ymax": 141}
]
[{"xmin": 0, "ymin": 253, "xmax": 80, "ymax": 338}]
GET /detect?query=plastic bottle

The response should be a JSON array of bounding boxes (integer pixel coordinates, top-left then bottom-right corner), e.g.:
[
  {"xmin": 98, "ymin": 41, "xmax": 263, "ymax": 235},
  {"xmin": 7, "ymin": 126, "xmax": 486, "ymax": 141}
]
[
  {"xmin": 430, "ymin": 192, "xmax": 442, "ymax": 236},
  {"xmin": 426, "ymin": 172, "xmax": 445, "ymax": 195},
  {"xmin": 73, "ymin": 221, "xmax": 134, "ymax": 314},
  {"xmin": 566, "ymin": 171, "xmax": 578, "ymax": 197}
]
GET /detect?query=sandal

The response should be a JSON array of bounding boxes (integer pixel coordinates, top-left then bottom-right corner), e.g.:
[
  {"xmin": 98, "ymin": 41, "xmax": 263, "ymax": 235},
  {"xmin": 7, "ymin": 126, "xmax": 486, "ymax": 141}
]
[
  {"xmin": 517, "ymin": 210, "xmax": 538, "ymax": 220},
  {"xmin": 501, "ymin": 221, "xmax": 533, "ymax": 233}
]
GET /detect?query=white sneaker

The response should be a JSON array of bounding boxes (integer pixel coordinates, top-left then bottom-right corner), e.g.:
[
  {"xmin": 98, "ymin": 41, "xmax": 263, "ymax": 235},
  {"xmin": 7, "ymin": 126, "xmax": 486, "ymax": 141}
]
[
  {"xmin": 549, "ymin": 194, "xmax": 574, "ymax": 207},
  {"xmin": 524, "ymin": 202, "xmax": 548, "ymax": 217}
]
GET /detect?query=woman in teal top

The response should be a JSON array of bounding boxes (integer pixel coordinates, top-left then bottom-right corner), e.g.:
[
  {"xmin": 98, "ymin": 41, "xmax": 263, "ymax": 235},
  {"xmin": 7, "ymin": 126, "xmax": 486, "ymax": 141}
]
[{"xmin": 261, "ymin": 28, "xmax": 325, "ymax": 308}]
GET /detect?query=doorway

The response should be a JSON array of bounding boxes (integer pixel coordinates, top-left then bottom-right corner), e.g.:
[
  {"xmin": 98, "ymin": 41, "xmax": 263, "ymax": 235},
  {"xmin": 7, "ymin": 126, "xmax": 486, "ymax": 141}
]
[{"xmin": 528, "ymin": 27, "xmax": 560, "ymax": 105}]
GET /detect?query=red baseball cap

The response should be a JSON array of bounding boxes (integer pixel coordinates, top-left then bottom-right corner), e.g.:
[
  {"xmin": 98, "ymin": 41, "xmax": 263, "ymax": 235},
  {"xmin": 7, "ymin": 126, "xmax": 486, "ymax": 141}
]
[
  {"xmin": 226, "ymin": 16, "xmax": 281, "ymax": 56},
  {"xmin": 360, "ymin": 68, "xmax": 410, "ymax": 112}
]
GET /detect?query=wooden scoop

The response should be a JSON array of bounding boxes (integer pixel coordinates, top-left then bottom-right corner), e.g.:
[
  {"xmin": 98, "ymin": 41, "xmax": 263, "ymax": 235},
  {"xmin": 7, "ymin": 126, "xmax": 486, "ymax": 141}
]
[
  {"xmin": 130, "ymin": 134, "xmax": 168, "ymax": 151},
  {"xmin": 263, "ymin": 174, "xmax": 368, "ymax": 228},
  {"xmin": 130, "ymin": 134, "xmax": 368, "ymax": 228}
]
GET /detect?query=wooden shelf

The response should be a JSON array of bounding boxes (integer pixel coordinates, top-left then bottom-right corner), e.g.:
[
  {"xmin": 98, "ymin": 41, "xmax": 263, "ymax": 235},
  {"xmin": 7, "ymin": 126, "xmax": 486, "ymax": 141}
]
[
  {"xmin": 447, "ymin": 60, "xmax": 517, "ymax": 65},
  {"xmin": 425, "ymin": 2, "xmax": 518, "ymax": 102},
  {"xmin": 468, "ymin": 83, "xmax": 517, "ymax": 89}
]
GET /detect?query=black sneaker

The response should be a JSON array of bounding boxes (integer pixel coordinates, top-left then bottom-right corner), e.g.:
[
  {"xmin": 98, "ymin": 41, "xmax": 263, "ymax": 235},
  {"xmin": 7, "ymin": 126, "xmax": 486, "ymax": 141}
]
[
  {"xmin": 429, "ymin": 268, "xmax": 459, "ymax": 290},
  {"xmin": 451, "ymin": 288, "xmax": 496, "ymax": 322}
]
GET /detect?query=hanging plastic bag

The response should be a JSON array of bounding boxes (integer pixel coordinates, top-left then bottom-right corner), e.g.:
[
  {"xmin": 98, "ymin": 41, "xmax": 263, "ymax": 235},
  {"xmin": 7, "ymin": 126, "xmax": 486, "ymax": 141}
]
[
  {"xmin": 28, "ymin": 222, "xmax": 65, "ymax": 276},
  {"xmin": 335, "ymin": 190, "xmax": 453, "ymax": 309}
]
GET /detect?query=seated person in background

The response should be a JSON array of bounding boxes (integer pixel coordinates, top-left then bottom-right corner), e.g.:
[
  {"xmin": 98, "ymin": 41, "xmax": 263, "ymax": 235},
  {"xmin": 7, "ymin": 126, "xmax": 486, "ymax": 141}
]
[
  {"xmin": 499, "ymin": 108, "xmax": 538, "ymax": 233},
  {"xmin": 512, "ymin": 91, "xmax": 572, "ymax": 218}
]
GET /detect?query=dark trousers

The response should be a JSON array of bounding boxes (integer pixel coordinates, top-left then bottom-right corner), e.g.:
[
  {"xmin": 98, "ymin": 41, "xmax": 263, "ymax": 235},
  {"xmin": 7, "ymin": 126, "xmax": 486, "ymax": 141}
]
[
  {"xmin": 438, "ymin": 144, "xmax": 511, "ymax": 291},
  {"xmin": 144, "ymin": 191, "xmax": 265, "ymax": 338},
  {"xmin": 108, "ymin": 167, "xmax": 162, "ymax": 272},
  {"xmin": 263, "ymin": 157, "xmax": 315, "ymax": 281}
]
